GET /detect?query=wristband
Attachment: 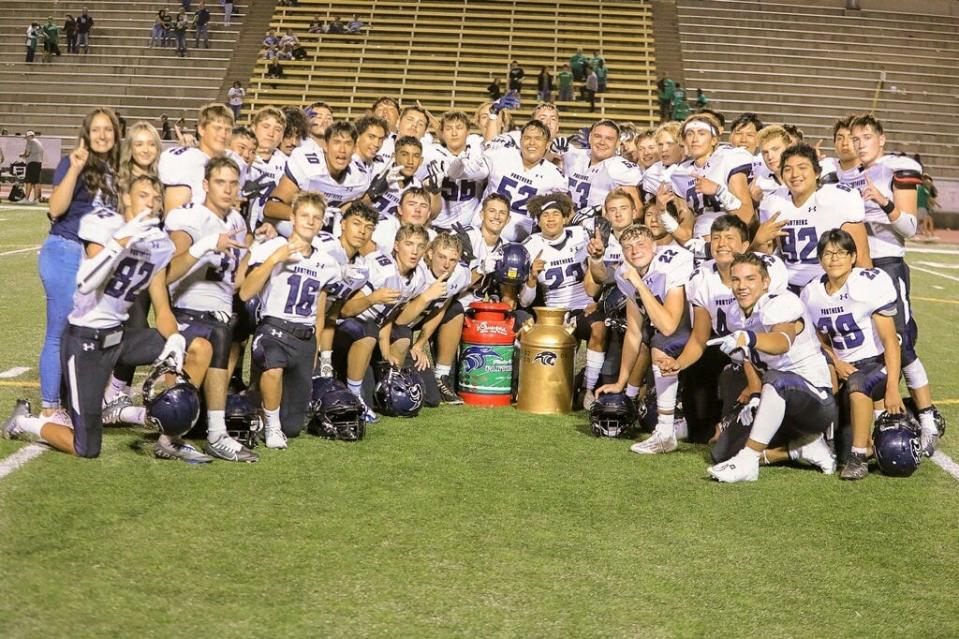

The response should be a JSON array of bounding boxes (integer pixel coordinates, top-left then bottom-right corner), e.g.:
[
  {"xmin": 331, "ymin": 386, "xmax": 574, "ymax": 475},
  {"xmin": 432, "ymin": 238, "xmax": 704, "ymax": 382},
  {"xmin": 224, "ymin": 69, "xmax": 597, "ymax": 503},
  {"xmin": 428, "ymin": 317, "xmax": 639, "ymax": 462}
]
[
  {"xmin": 879, "ymin": 199, "xmax": 895, "ymax": 214},
  {"xmin": 659, "ymin": 211, "xmax": 680, "ymax": 233},
  {"xmin": 715, "ymin": 185, "xmax": 742, "ymax": 211}
]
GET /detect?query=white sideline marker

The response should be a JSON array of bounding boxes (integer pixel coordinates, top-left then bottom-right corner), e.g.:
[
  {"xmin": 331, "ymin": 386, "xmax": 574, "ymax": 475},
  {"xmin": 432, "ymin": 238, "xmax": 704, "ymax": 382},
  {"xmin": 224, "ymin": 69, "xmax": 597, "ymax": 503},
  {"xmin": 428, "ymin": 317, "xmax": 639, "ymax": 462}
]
[
  {"xmin": 931, "ymin": 451, "xmax": 959, "ymax": 483},
  {"xmin": 0, "ymin": 444, "xmax": 46, "ymax": 480},
  {"xmin": 0, "ymin": 367, "xmax": 30, "ymax": 379},
  {"xmin": 0, "ymin": 246, "xmax": 40, "ymax": 257}
]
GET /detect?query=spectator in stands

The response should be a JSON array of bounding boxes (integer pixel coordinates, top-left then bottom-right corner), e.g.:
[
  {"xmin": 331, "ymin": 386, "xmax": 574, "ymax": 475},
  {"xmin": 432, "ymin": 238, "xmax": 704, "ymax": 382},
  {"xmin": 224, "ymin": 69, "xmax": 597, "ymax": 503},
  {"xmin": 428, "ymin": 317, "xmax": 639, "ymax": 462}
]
[
  {"xmin": 19, "ymin": 131, "xmax": 43, "ymax": 203},
  {"xmin": 42, "ymin": 18, "xmax": 61, "ymax": 61},
  {"xmin": 64, "ymin": 15, "xmax": 78, "ymax": 54},
  {"xmin": 264, "ymin": 29, "xmax": 280, "ymax": 48},
  {"xmin": 346, "ymin": 14, "xmax": 365, "ymax": 33},
  {"xmin": 308, "ymin": 17, "xmax": 324, "ymax": 34},
  {"xmin": 181, "ymin": 0, "xmax": 191, "ymax": 11},
  {"xmin": 671, "ymin": 82, "xmax": 689, "ymax": 121},
  {"xmin": 173, "ymin": 12, "xmax": 189, "ymax": 57},
  {"xmin": 25, "ymin": 22, "xmax": 40, "ymax": 63},
  {"xmin": 266, "ymin": 58, "xmax": 284, "ymax": 87},
  {"xmin": 557, "ymin": 63, "xmax": 573, "ymax": 102},
  {"xmin": 590, "ymin": 51, "xmax": 605, "ymax": 74},
  {"xmin": 161, "ymin": 10, "xmax": 174, "ymax": 47},
  {"xmin": 508, "ymin": 61, "xmax": 525, "ymax": 94},
  {"xmin": 594, "ymin": 59, "xmax": 608, "ymax": 92},
  {"xmin": 278, "ymin": 42, "xmax": 294, "ymax": 61},
  {"xmin": 76, "ymin": 7, "xmax": 93, "ymax": 54},
  {"xmin": 150, "ymin": 12, "xmax": 164, "ymax": 48},
  {"xmin": 917, "ymin": 173, "xmax": 938, "ymax": 241},
  {"xmin": 695, "ymin": 88, "xmax": 709, "ymax": 111},
  {"xmin": 264, "ymin": 45, "xmax": 279, "ymax": 60},
  {"xmin": 328, "ymin": 17, "xmax": 345, "ymax": 34},
  {"xmin": 159, "ymin": 114, "xmax": 172, "ymax": 140},
  {"xmin": 570, "ymin": 49, "xmax": 587, "ymax": 82},
  {"xmin": 536, "ymin": 66, "xmax": 553, "ymax": 103},
  {"xmin": 223, "ymin": 0, "xmax": 234, "ymax": 26},
  {"xmin": 657, "ymin": 75, "xmax": 675, "ymax": 123},
  {"xmin": 228, "ymin": 81, "xmax": 246, "ymax": 121},
  {"xmin": 583, "ymin": 65, "xmax": 598, "ymax": 112},
  {"xmin": 487, "ymin": 74, "xmax": 502, "ymax": 101},
  {"xmin": 194, "ymin": 1, "xmax": 211, "ymax": 49},
  {"xmin": 280, "ymin": 29, "xmax": 298, "ymax": 48}
]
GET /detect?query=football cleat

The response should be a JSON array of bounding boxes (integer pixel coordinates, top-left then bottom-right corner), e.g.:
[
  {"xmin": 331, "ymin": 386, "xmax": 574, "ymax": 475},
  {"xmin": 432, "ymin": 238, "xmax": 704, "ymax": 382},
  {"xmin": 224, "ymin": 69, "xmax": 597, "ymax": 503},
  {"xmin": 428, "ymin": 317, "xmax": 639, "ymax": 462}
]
[
  {"xmin": 789, "ymin": 434, "xmax": 836, "ymax": 475},
  {"xmin": 436, "ymin": 375, "xmax": 463, "ymax": 405},
  {"xmin": 920, "ymin": 430, "xmax": 939, "ymax": 459},
  {"xmin": 839, "ymin": 452, "xmax": 869, "ymax": 481},
  {"xmin": 263, "ymin": 423, "xmax": 288, "ymax": 449},
  {"xmin": 102, "ymin": 393, "xmax": 134, "ymax": 425},
  {"xmin": 203, "ymin": 435, "xmax": 259, "ymax": 463},
  {"xmin": 2, "ymin": 399, "xmax": 32, "ymax": 440},
  {"xmin": 49, "ymin": 408, "xmax": 73, "ymax": 428},
  {"xmin": 707, "ymin": 448, "xmax": 760, "ymax": 483},
  {"xmin": 629, "ymin": 429, "xmax": 678, "ymax": 455},
  {"xmin": 154, "ymin": 438, "xmax": 213, "ymax": 464}
]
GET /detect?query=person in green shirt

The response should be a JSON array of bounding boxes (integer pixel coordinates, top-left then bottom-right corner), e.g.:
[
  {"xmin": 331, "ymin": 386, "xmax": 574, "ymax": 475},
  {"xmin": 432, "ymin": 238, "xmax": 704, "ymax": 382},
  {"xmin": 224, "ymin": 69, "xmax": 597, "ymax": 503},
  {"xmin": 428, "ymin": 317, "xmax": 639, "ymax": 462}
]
[
  {"xmin": 595, "ymin": 59, "xmax": 608, "ymax": 93},
  {"xmin": 658, "ymin": 75, "xmax": 675, "ymax": 122},
  {"xmin": 590, "ymin": 51, "xmax": 605, "ymax": 74},
  {"xmin": 42, "ymin": 17, "xmax": 60, "ymax": 61},
  {"xmin": 570, "ymin": 49, "xmax": 587, "ymax": 82},
  {"xmin": 695, "ymin": 88, "xmax": 708, "ymax": 111},
  {"xmin": 557, "ymin": 63, "xmax": 573, "ymax": 102},
  {"xmin": 671, "ymin": 82, "xmax": 689, "ymax": 121}
]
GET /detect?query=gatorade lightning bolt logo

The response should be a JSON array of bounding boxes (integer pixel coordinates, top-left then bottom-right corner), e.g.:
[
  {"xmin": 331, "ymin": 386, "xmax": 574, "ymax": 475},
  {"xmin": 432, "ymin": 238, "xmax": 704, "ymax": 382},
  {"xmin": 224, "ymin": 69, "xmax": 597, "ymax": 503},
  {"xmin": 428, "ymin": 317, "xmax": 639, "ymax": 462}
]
[{"xmin": 534, "ymin": 351, "xmax": 557, "ymax": 366}]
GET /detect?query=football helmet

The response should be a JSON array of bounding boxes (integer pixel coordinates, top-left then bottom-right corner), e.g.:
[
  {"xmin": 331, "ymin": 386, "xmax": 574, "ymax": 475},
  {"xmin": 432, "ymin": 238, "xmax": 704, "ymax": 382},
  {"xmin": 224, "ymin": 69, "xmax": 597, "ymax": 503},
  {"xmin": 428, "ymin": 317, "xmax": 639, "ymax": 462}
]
[
  {"xmin": 142, "ymin": 360, "xmax": 201, "ymax": 438},
  {"xmin": 311, "ymin": 387, "xmax": 365, "ymax": 441},
  {"xmin": 375, "ymin": 366, "xmax": 424, "ymax": 418},
  {"xmin": 588, "ymin": 392, "xmax": 637, "ymax": 438},
  {"xmin": 873, "ymin": 411, "xmax": 923, "ymax": 477},
  {"xmin": 493, "ymin": 243, "xmax": 531, "ymax": 285},
  {"xmin": 599, "ymin": 284, "xmax": 628, "ymax": 332},
  {"xmin": 225, "ymin": 392, "xmax": 264, "ymax": 449}
]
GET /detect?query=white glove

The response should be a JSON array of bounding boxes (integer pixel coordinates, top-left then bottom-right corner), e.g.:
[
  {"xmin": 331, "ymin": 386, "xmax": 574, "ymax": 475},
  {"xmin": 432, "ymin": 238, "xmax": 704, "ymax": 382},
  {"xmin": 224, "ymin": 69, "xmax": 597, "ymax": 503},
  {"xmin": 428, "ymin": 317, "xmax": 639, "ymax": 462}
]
[
  {"xmin": 682, "ymin": 237, "xmax": 709, "ymax": 262},
  {"xmin": 478, "ymin": 253, "xmax": 499, "ymax": 276},
  {"xmin": 659, "ymin": 210, "xmax": 680, "ymax": 234},
  {"xmin": 715, "ymin": 185, "xmax": 743, "ymax": 211},
  {"xmin": 341, "ymin": 262, "xmax": 369, "ymax": 287},
  {"xmin": 707, "ymin": 330, "xmax": 756, "ymax": 356},
  {"xmin": 157, "ymin": 333, "xmax": 186, "ymax": 371},
  {"xmin": 427, "ymin": 159, "xmax": 448, "ymax": 187},
  {"xmin": 387, "ymin": 163, "xmax": 404, "ymax": 189},
  {"xmin": 549, "ymin": 136, "xmax": 570, "ymax": 154},
  {"xmin": 188, "ymin": 233, "xmax": 222, "ymax": 259},
  {"xmin": 738, "ymin": 394, "xmax": 761, "ymax": 427},
  {"xmin": 114, "ymin": 210, "xmax": 157, "ymax": 241}
]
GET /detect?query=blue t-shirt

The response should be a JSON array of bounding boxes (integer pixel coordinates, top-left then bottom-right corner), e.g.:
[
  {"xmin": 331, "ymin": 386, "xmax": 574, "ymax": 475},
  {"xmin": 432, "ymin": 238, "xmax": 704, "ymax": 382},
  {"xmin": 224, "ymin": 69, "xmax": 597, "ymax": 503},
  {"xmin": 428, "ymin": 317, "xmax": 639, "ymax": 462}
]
[{"xmin": 49, "ymin": 156, "xmax": 115, "ymax": 243}]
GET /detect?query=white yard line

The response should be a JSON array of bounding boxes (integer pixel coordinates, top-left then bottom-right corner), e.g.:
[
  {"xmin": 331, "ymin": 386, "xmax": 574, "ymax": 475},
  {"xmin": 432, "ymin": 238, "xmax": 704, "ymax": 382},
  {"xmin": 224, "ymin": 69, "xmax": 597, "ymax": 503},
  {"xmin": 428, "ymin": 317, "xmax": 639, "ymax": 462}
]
[
  {"xmin": 911, "ymin": 264, "xmax": 959, "ymax": 284},
  {"xmin": 0, "ymin": 444, "xmax": 46, "ymax": 480},
  {"xmin": 0, "ymin": 367, "xmax": 30, "ymax": 379},
  {"xmin": 931, "ymin": 451, "xmax": 959, "ymax": 482},
  {"xmin": 917, "ymin": 261, "xmax": 959, "ymax": 270},
  {"xmin": 907, "ymin": 246, "xmax": 959, "ymax": 256},
  {"xmin": 0, "ymin": 245, "xmax": 40, "ymax": 257}
]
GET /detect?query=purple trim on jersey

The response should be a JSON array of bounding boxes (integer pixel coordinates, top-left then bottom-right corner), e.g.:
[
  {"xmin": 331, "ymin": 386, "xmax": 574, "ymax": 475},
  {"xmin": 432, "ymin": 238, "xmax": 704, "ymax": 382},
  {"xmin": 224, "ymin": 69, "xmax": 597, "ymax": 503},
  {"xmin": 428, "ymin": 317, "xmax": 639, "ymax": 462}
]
[
  {"xmin": 727, "ymin": 163, "xmax": 752, "ymax": 180},
  {"xmin": 876, "ymin": 300, "xmax": 897, "ymax": 314},
  {"xmin": 284, "ymin": 163, "xmax": 301, "ymax": 188}
]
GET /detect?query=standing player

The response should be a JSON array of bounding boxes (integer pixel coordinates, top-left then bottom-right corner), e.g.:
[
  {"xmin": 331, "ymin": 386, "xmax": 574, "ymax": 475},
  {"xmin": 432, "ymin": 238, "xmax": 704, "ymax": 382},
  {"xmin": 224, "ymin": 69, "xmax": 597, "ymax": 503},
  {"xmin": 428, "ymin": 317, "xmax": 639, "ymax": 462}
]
[
  {"xmin": 304, "ymin": 101, "xmax": 334, "ymax": 153},
  {"xmin": 455, "ymin": 193, "xmax": 516, "ymax": 307},
  {"xmin": 368, "ymin": 136, "xmax": 438, "ymax": 219},
  {"xmin": 351, "ymin": 115, "xmax": 389, "ymax": 170},
  {"xmin": 728, "ymin": 112, "xmax": 764, "ymax": 171},
  {"xmin": 158, "ymin": 102, "xmax": 234, "ymax": 212},
  {"xmin": 240, "ymin": 193, "xmax": 343, "ymax": 448},
  {"xmin": 3, "ymin": 175, "xmax": 212, "ymax": 458},
  {"xmin": 165, "ymin": 156, "xmax": 256, "ymax": 462},
  {"xmin": 244, "ymin": 106, "xmax": 287, "ymax": 231},
  {"xmin": 749, "ymin": 125, "xmax": 796, "ymax": 201},
  {"xmin": 819, "ymin": 116, "xmax": 858, "ymax": 180},
  {"xmin": 640, "ymin": 122, "xmax": 684, "ymax": 203},
  {"xmin": 556, "ymin": 119, "xmax": 642, "ymax": 215},
  {"xmin": 418, "ymin": 110, "xmax": 486, "ymax": 231}
]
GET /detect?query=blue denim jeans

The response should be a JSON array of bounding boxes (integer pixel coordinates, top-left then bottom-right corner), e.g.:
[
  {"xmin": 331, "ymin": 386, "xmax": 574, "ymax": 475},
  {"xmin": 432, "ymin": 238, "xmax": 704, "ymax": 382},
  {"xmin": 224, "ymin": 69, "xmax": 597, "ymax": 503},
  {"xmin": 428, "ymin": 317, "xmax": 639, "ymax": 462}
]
[{"xmin": 38, "ymin": 234, "xmax": 83, "ymax": 409}]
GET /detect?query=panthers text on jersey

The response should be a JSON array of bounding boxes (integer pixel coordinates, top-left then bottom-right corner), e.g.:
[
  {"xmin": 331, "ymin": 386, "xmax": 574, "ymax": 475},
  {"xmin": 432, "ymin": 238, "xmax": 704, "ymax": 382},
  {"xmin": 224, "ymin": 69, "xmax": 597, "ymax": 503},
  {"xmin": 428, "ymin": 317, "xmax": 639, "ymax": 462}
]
[
  {"xmin": 800, "ymin": 267, "xmax": 898, "ymax": 364},
  {"xmin": 416, "ymin": 136, "xmax": 487, "ymax": 230},
  {"xmin": 247, "ymin": 237, "xmax": 343, "ymax": 326},
  {"xmin": 670, "ymin": 145, "xmax": 754, "ymax": 238},
  {"xmin": 724, "ymin": 291, "xmax": 832, "ymax": 390},
  {"xmin": 165, "ymin": 202, "xmax": 248, "ymax": 314},
  {"xmin": 758, "ymin": 183, "xmax": 865, "ymax": 288},
  {"xmin": 158, "ymin": 146, "xmax": 211, "ymax": 205},
  {"xmin": 520, "ymin": 226, "xmax": 592, "ymax": 310},
  {"xmin": 562, "ymin": 148, "xmax": 643, "ymax": 210},
  {"xmin": 285, "ymin": 144, "xmax": 372, "ymax": 208},
  {"xmin": 70, "ymin": 209, "xmax": 175, "ymax": 329},
  {"xmin": 615, "ymin": 245, "xmax": 694, "ymax": 327},
  {"xmin": 246, "ymin": 149, "xmax": 287, "ymax": 228},
  {"xmin": 686, "ymin": 253, "xmax": 789, "ymax": 336},
  {"xmin": 354, "ymin": 251, "xmax": 427, "ymax": 325},
  {"xmin": 405, "ymin": 261, "xmax": 472, "ymax": 325}
]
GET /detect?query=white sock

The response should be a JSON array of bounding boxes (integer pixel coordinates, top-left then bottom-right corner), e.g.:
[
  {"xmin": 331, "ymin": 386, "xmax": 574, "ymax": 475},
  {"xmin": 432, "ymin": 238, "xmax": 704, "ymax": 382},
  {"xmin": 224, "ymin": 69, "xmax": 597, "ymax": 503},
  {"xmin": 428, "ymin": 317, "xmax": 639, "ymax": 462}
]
[
  {"xmin": 206, "ymin": 409, "xmax": 227, "ymax": 441},
  {"xmin": 19, "ymin": 415, "xmax": 44, "ymax": 437},
  {"xmin": 435, "ymin": 364, "xmax": 451, "ymax": 379},
  {"xmin": 750, "ymin": 384, "xmax": 786, "ymax": 446},
  {"xmin": 918, "ymin": 409, "xmax": 938, "ymax": 435},
  {"xmin": 851, "ymin": 446, "xmax": 868, "ymax": 455},
  {"xmin": 625, "ymin": 384, "xmax": 640, "ymax": 398},
  {"xmin": 652, "ymin": 365, "xmax": 677, "ymax": 435},
  {"xmin": 118, "ymin": 406, "xmax": 146, "ymax": 425},
  {"xmin": 264, "ymin": 407, "xmax": 281, "ymax": 430},
  {"xmin": 320, "ymin": 350, "xmax": 332, "ymax": 369},
  {"xmin": 347, "ymin": 378, "xmax": 363, "ymax": 398},
  {"xmin": 105, "ymin": 375, "xmax": 129, "ymax": 403},
  {"xmin": 874, "ymin": 409, "xmax": 884, "ymax": 420},
  {"xmin": 584, "ymin": 349, "xmax": 605, "ymax": 390}
]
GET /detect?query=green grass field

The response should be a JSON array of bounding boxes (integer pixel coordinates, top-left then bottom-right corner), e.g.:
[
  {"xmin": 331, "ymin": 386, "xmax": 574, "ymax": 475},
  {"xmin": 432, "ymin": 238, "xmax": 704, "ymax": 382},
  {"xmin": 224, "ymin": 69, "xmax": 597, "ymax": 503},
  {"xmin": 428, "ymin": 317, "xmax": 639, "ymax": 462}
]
[{"xmin": 1, "ymin": 204, "xmax": 958, "ymax": 638}]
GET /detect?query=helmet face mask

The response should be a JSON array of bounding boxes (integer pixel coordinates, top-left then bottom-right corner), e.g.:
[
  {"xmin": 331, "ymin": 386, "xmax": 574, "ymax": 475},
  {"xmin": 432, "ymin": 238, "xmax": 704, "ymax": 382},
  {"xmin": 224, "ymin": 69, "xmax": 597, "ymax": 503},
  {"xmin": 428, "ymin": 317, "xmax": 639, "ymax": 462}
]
[
  {"xmin": 309, "ymin": 378, "xmax": 365, "ymax": 441},
  {"xmin": 142, "ymin": 360, "xmax": 201, "ymax": 438},
  {"xmin": 588, "ymin": 392, "xmax": 638, "ymax": 438},
  {"xmin": 493, "ymin": 243, "xmax": 531, "ymax": 285},
  {"xmin": 599, "ymin": 284, "xmax": 627, "ymax": 332},
  {"xmin": 873, "ymin": 411, "xmax": 923, "ymax": 477},
  {"xmin": 225, "ymin": 392, "xmax": 264, "ymax": 449}
]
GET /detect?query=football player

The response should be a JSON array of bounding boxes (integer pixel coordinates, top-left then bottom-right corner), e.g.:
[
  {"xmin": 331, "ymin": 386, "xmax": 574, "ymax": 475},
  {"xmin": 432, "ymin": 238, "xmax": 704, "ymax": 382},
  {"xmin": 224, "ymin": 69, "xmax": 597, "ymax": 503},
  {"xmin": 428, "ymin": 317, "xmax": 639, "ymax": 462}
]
[
  {"xmin": 265, "ymin": 121, "xmax": 372, "ymax": 232},
  {"xmin": 520, "ymin": 194, "xmax": 606, "ymax": 408},
  {"xmin": 448, "ymin": 119, "xmax": 568, "ymax": 242},
  {"xmin": 728, "ymin": 112, "xmax": 763, "ymax": 157},
  {"xmin": 418, "ymin": 110, "xmax": 486, "ymax": 231},
  {"xmin": 278, "ymin": 106, "xmax": 310, "ymax": 156},
  {"xmin": 3, "ymin": 175, "xmax": 212, "ymax": 459},
  {"xmin": 754, "ymin": 143, "xmax": 870, "ymax": 291},
  {"xmin": 158, "ymin": 102, "xmax": 234, "ymax": 212},
  {"xmin": 367, "ymin": 135, "xmax": 439, "ymax": 219},
  {"xmin": 555, "ymin": 119, "xmax": 642, "ymax": 214},
  {"xmin": 244, "ymin": 106, "xmax": 287, "ymax": 231},
  {"xmin": 801, "ymin": 229, "xmax": 904, "ymax": 480},
  {"xmin": 640, "ymin": 121, "xmax": 684, "ymax": 203},
  {"xmin": 371, "ymin": 97, "xmax": 401, "ymax": 135},
  {"xmin": 165, "ymin": 156, "xmax": 256, "ymax": 462},
  {"xmin": 304, "ymin": 101, "xmax": 334, "ymax": 153},
  {"xmin": 704, "ymin": 253, "xmax": 837, "ymax": 483},
  {"xmin": 379, "ymin": 105, "xmax": 430, "ymax": 159},
  {"xmin": 240, "ymin": 193, "xmax": 343, "ymax": 448},
  {"xmin": 370, "ymin": 186, "xmax": 437, "ymax": 254},
  {"xmin": 749, "ymin": 125, "xmax": 797, "ymax": 201},
  {"xmin": 398, "ymin": 233, "xmax": 472, "ymax": 404},
  {"xmin": 818, "ymin": 116, "xmax": 858, "ymax": 179},
  {"xmin": 596, "ymin": 224, "xmax": 693, "ymax": 454},
  {"xmin": 351, "ymin": 115, "xmax": 389, "ymax": 169},
  {"xmin": 335, "ymin": 224, "xmax": 430, "ymax": 422},
  {"xmin": 487, "ymin": 101, "xmax": 561, "ymax": 151},
  {"xmin": 634, "ymin": 128, "xmax": 660, "ymax": 172},
  {"xmin": 455, "ymin": 193, "xmax": 519, "ymax": 307}
]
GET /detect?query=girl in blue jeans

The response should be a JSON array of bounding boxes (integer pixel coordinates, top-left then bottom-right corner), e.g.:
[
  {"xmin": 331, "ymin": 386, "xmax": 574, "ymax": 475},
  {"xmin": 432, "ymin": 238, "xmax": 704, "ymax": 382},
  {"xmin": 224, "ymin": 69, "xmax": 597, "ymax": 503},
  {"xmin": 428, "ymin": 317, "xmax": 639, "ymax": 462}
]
[{"xmin": 40, "ymin": 107, "xmax": 120, "ymax": 424}]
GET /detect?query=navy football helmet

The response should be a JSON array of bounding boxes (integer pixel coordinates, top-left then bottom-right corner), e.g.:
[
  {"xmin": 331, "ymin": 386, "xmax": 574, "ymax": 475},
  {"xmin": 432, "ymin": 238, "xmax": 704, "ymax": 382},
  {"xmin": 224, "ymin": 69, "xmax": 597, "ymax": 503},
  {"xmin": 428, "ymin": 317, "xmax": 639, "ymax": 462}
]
[
  {"xmin": 588, "ymin": 392, "xmax": 638, "ymax": 438},
  {"xmin": 375, "ymin": 366, "xmax": 424, "ymax": 418},
  {"xmin": 873, "ymin": 411, "xmax": 923, "ymax": 477},
  {"xmin": 225, "ymin": 392, "xmax": 264, "ymax": 449},
  {"xmin": 493, "ymin": 243, "xmax": 531, "ymax": 285},
  {"xmin": 142, "ymin": 360, "xmax": 201, "ymax": 438},
  {"xmin": 599, "ymin": 284, "xmax": 628, "ymax": 332},
  {"xmin": 311, "ymin": 387, "xmax": 365, "ymax": 441}
]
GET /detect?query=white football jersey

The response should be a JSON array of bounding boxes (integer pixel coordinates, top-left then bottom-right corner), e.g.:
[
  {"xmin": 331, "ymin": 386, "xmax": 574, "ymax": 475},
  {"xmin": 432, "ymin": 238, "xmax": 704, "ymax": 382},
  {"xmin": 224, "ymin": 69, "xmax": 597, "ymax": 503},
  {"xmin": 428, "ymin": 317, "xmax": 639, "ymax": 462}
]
[
  {"xmin": 354, "ymin": 251, "xmax": 426, "ymax": 325},
  {"xmin": 725, "ymin": 291, "xmax": 832, "ymax": 389},
  {"xmin": 686, "ymin": 253, "xmax": 789, "ymax": 336},
  {"xmin": 641, "ymin": 161, "xmax": 666, "ymax": 202},
  {"xmin": 752, "ymin": 161, "xmax": 781, "ymax": 198},
  {"xmin": 246, "ymin": 149, "xmax": 287, "ymax": 227},
  {"xmin": 158, "ymin": 146, "xmax": 210, "ymax": 205},
  {"xmin": 758, "ymin": 183, "xmax": 865, "ymax": 288},
  {"xmin": 453, "ymin": 145, "xmax": 568, "ymax": 242},
  {"xmin": 801, "ymin": 267, "xmax": 897, "ymax": 364},
  {"xmin": 70, "ymin": 210, "xmax": 175, "ymax": 329},
  {"xmin": 457, "ymin": 227, "xmax": 505, "ymax": 306},
  {"xmin": 520, "ymin": 227, "xmax": 592, "ymax": 310},
  {"xmin": 671, "ymin": 145, "xmax": 754, "ymax": 237},
  {"xmin": 405, "ymin": 261, "xmax": 472, "ymax": 325},
  {"xmin": 312, "ymin": 231, "xmax": 370, "ymax": 307},
  {"xmin": 616, "ymin": 245, "xmax": 694, "ymax": 318},
  {"xmin": 247, "ymin": 237, "xmax": 342, "ymax": 326},
  {"xmin": 285, "ymin": 145, "xmax": 372, "ymax": 208},
  {"xmin": 370, "ymin": 176, "xmax": 423, "ymax": 219},
  {"xmin": 165, "ymin": 203, "xmax": 248, "ymax": 314},
  {"xmin": 370, "ymin": 216, "xmax": 437, "ymax": 255},
  {"xmin": 416, "ymin": 138, "xmax": 486, "ymax": 230},
  {"xmin": 562, "ymin": 148, "xmax": 642, "ymax": 209},
  {"xmin": 836, "ymin": 155, "xmax": 921, "ymax": 259}
]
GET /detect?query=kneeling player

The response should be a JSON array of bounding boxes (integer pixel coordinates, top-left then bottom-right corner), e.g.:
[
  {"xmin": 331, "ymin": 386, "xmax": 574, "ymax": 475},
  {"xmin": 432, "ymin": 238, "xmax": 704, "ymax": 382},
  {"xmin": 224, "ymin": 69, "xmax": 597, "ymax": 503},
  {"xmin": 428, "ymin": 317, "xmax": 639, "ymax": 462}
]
[
  {"xmin": 705, "ymin": 253, "xmax": 836, "ymax": 483},
  {"xmin": 801, "ymin": 229, "xmax": 904, "ymax": 480},
  {"xmin": 240, "ymin": 193, "xmax": 343, "ymax": 448},
  {"xmin": 3, "ymin": 176, "xmax": 212, "ymax": 458}
]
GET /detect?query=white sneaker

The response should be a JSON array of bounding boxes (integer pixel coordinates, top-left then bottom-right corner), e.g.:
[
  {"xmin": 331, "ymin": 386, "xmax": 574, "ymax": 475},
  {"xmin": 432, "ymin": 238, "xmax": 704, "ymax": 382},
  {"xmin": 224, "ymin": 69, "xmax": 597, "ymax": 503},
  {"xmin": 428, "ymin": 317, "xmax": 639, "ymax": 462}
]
[
  {"xmin": 790, "ymin": 434, "xmax": 836, "ymax": 474},
  {"xmin": 708, "ymin": 449, "xmax": 760, "ymax": 483},
  {"xmin": 629, "ymin": 429, "xmax": 678, "ymax": 454},
  {"xmin": 203, "ymin": 434, "xmax": 259, "ymax": 462},
  {"xmin": 264, "ymin": 423, "xmax": 288, "ymax": 449},
  {"xmin": 582, "ymin": 389, "xmax": 596, "ymax": 411}
]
